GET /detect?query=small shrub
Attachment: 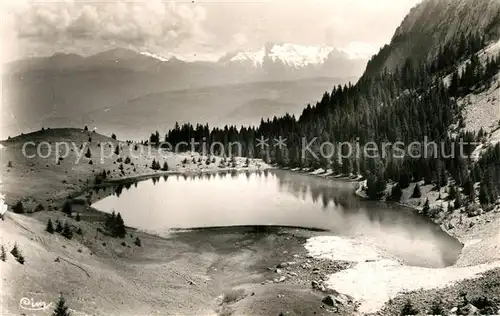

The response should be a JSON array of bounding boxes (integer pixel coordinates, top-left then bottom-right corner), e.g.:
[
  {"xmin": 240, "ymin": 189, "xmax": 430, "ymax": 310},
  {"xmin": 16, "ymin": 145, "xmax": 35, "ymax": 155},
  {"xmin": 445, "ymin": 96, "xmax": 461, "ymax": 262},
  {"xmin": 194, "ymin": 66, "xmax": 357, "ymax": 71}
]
[
  {"xmin": 12, "ymin": 201, "xmax": 24, "ymax": 214},
  {"xmin": 470, "ymin": 295, "xmax": 498, "ymax": 314},
  {"xmin": 121, "ymin": 241, "xmax": 126, "ymax": 247},
  {"xmin": 11, "ymin": 243, "xmax": 25, "ymax": 264},
  {"xmin": 134, "ymin": 237, "xmax": 142, "ymax": 247},
  {"xmin": 55, "ymin": 220, "xmax": 63, "ymax": 233},
  {"xmin": 7, "ymin": 161, "xmax": 12, "ymax": 168},
  {"xmin": 76, "ymin": 227, "xmax": 83, "ymax": 235},
  {"xmin": 430, "ymin": 297, "xmax": 445, "ymax": 315},
  {"xmin": 400, "ymin": 299, "xmax": 418, "ymax": 315},
  {"xmin": 62, "ymin": 222, "xmax": 73, "ymax": 239},
  {"xmin": 222, "ymin": 289, "xmax": 246, "ymax": 304},
  {"xmin": 75, "ymin": 213, "xmax": 81, "ymax": 222}
]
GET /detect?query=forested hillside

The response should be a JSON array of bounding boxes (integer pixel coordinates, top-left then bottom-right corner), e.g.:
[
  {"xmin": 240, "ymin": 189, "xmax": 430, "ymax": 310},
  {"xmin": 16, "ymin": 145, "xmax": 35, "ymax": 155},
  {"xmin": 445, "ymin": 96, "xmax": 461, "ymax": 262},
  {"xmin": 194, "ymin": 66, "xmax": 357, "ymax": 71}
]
[{"xmin": 363, "ymin": 0, "xmax": 500, "ymax": 77}]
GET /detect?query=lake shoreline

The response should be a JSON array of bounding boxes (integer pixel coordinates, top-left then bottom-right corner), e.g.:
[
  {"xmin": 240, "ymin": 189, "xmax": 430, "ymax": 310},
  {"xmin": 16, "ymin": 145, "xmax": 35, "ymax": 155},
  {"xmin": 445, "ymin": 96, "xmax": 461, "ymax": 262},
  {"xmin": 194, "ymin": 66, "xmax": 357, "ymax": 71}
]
[
  {"xmin": 1, "ymin": 126, "xmax": 498, "ymax": 315},
  {"xmin": 282, "ymin": 167, "xmax": 500, "ymax": 313}
]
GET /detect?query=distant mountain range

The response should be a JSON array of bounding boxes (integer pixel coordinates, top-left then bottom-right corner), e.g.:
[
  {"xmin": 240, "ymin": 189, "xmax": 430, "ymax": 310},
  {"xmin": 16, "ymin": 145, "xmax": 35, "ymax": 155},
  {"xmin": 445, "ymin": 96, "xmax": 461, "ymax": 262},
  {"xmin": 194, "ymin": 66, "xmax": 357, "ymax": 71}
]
[
  {"xmin": 2, "ymin": 43, "xmax": 363, "ymax": 139},
  {"xmin": 5, "ymin": 42, "xmax": 367, "ymax": 81}
]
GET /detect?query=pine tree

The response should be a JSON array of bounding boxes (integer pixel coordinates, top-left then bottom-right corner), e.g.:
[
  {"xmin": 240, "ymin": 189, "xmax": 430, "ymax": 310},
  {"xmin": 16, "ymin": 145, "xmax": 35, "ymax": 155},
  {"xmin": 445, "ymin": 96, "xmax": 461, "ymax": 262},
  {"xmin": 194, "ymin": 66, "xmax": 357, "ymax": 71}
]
[
  {"xmin": 447, "ymin": 202, "xmax": 454, "ymax": 214},
  {"xmin": 113, "ymin": 213, "xmax": 126, "ymax": 238},
  {"xmin": 398, "ymin": 171, "xmax": 411, "ymax": 189},
  {"xmin": 411, "ymin": 183, "xmax": 421, "ymax": 198},
  {"xmin": 55, "ymin": 220, "xmax": 63, "ymax": 233},
  {"xmin": 114, "ymin": 145, "xmax": 120, "ymax": 155},
  {"xmin": 46, "ymin": 219, "xmax": 54, "ymax": 234},
  {"xmin": 62, "ymin": 222, "xmax": 73, "ymax": 240},
  {"xmin": 0, "ymin": 245, "xmax": 6, "ymax": 262},
  {"xmin": 84, "ymin": 125, "xmax": 88, "ymax": 131},
  {"xmin": 111, "ymin": 133, "xmax": 117, "ymax": 140},
  {"xmin": 75, "ymin": 213, "xmax": 81, "ymax": 222},
  {"xmin": 62, "ymin": 201, "xmax": 72, "ymax": 216},
  {"xmin": 105, "ymin": 211, "xmax": 116, "ymax": 230},
  {"xmin": 422, "ymin": 198, "xmax": 430, "ymax": 216},
  {"xmin": 448, "ymin": 185, "xmax": 457, "ymax": 201},
  {"xmin": 52, "ymin": 294, "xmax": 71, "ymax": 316},
  {"xmin": 479, "ymin": 183, "xmax": 490, "ymax": 205},
  {"xmin": 454, "ymin": 191, "xmax": 463, "ymax": 209},
  {"xmin": 390, "ymin": 183, "xmax": 403, "ymax": 202},
  {"xmin": 85, "ymin": 148, "xmax": 91, "ymax": 158},
  {"xmin": 162, "ymin": 161, "xmax": 169, "ymax": 171}
]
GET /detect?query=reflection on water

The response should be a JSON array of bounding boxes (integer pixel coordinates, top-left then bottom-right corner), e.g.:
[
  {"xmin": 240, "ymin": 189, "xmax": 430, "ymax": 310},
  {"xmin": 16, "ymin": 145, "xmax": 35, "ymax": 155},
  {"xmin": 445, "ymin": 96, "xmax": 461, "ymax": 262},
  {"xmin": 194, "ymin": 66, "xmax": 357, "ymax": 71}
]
[{"xmin": 92, "ymin": 170, "xmax": 462, "ymax": 268}]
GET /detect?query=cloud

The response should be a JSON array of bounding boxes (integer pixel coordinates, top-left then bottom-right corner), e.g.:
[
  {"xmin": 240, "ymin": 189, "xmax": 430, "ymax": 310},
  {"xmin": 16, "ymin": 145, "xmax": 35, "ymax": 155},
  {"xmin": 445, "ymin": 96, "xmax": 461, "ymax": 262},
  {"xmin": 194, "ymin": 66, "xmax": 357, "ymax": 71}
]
[
  {"xmin": 2, "ymin": 0, "xmax": 422, "ymax": 61},
  {"xmin": 8, "ymin": 0, "xmax": 209, "ymax": 55}
]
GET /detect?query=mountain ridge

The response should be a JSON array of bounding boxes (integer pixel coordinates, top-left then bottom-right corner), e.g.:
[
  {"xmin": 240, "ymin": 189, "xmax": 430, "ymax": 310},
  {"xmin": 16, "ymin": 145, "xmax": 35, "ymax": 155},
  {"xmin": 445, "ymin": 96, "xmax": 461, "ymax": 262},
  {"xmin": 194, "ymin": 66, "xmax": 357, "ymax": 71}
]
[{"xmin": 364, "ymin": 0, "xmax": 500, "ymax": 77}]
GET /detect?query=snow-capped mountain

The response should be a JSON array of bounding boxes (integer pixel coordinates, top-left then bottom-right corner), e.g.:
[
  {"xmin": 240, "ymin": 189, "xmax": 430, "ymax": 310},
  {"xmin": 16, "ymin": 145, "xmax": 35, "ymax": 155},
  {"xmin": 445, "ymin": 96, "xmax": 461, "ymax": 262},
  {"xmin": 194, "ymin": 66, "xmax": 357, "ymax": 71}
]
[
  {"xmin": 218, "ymin": 43, "xmax": 368, "ymax": 79},
  {"xmin": 139, "ymin": 51, "xmax": 171, "ymax": 62},
  {"xmin": 220, "ymin": 43, "xmax": 363, "ymax": 68}
]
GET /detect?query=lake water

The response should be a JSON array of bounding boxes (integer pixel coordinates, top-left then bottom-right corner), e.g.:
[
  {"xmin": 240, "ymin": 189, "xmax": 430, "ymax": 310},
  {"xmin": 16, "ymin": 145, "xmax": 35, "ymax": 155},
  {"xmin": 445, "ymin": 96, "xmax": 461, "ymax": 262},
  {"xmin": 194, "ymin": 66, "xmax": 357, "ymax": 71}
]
[{"xmin": 92, "ymin": 170, "xmax": 463, "ymax": 268}]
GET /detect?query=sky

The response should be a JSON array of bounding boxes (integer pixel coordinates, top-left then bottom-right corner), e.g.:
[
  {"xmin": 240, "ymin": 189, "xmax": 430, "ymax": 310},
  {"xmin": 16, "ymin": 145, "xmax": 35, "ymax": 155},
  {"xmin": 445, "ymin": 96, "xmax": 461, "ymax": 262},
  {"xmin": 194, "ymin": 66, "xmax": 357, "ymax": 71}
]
[{"xmin": 1, "ymin": 0, "xmax": 422, "ymax": 62}]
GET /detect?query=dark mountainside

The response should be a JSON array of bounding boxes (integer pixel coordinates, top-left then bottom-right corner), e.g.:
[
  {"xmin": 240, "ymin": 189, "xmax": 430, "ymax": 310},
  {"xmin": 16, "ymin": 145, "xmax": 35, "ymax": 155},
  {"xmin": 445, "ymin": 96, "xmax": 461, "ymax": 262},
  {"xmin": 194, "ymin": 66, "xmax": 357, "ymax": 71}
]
[
  {"xmin": 363, "ymin": 0, "xmax": 500, "ymax": 77},
  {"xmin": 161, "ymin": 0, "xmax": 500, "ymax": 207}
]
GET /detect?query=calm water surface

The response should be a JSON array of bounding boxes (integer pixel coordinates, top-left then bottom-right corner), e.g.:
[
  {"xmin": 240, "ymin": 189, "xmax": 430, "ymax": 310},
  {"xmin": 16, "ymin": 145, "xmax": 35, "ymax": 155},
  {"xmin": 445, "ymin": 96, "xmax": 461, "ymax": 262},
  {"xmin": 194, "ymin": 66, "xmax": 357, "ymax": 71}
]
[{"xmin": 92, "ymin": 170, "xmax": 462, "ymax": 268}]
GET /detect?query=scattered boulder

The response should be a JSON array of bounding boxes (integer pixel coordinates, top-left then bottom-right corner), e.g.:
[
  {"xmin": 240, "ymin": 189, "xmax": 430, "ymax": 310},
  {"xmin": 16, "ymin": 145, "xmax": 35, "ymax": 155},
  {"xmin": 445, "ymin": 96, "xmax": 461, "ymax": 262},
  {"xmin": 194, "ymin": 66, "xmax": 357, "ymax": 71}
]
[
  {"xmin": 458, "ymin": 303, "xmax": 480, "ymax": 315},
  {"xmin": 321, "ymin": 291, "xmax": 352, "ymax": 307},
  {"xmin": 277, "ymin": 262, "xmax": 289, "ymax": 268},
  {"xmin": 300, "ymin": 262, "xmax": 311, "ymax": 269},
  {"xmin": 312, "ymin": 280, "xmax": 327, "ymax": 292}
]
